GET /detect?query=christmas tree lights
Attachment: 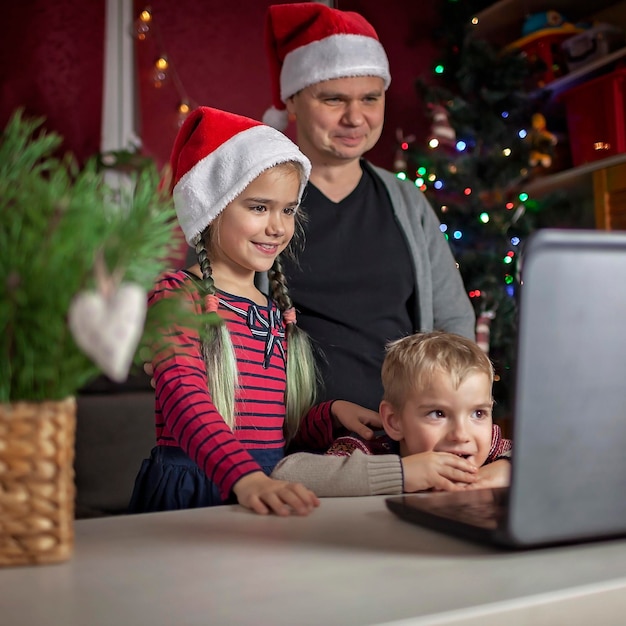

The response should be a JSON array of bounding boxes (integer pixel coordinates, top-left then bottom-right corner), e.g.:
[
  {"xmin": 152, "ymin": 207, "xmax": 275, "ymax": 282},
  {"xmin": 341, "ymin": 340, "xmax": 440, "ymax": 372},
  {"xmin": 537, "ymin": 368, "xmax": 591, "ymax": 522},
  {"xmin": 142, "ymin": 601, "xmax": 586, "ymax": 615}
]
[{"xmin": 395, "ymin": 0, "xmax": 594, "ymax": 419}]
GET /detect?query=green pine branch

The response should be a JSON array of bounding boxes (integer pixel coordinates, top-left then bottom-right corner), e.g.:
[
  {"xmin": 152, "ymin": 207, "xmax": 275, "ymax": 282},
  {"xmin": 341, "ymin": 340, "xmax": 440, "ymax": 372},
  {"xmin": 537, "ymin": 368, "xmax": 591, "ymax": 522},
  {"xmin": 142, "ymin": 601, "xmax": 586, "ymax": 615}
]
[{"xmin": 0, "ymin": 109, "xmax": 190, "ymax": 401}]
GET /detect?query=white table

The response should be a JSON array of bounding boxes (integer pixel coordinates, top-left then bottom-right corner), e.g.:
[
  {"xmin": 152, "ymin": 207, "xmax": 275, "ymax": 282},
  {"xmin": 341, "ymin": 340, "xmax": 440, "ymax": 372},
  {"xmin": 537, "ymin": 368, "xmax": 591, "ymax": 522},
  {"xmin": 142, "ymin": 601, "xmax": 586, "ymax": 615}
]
[{"xmin": 2, "ymin": 496, "xmax": 626, "ymax": 625}]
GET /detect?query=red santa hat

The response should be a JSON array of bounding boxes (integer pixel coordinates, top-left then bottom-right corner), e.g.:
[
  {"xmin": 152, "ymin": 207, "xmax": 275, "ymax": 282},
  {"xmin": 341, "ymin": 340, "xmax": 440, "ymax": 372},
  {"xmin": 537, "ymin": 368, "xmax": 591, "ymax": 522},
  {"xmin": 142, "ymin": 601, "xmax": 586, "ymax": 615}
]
[
  {"xmin": 263, "ymin": 3, "xmax": 391, "ymax": 130},
  {"xmin": 167, "ymin": 106, "xmax": 311, "ymax": 245}
]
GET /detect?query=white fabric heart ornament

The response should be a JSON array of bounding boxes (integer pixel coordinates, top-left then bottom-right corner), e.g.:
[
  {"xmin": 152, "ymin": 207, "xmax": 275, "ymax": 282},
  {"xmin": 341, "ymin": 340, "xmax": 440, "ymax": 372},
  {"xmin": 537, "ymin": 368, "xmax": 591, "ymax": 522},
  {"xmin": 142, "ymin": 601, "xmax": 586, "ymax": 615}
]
[{"xmin": 68, "ymin": 283, "xmax": 147, "ymax": 382}]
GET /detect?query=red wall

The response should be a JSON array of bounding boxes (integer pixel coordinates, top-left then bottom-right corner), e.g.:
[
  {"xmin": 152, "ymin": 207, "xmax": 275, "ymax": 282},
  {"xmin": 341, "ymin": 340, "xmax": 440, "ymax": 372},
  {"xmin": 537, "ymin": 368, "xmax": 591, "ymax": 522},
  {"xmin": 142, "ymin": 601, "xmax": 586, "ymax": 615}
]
[
  {"xmin": 0, "ymin": 1, "xmax": 439, "ymax": 171},
  {"xmin": 1, "ymin": 0, "xmax": 105, "ymax": 164},
  {"xmin": 340, "ymin": 0, "xmax": 440, "ymax": 167},
  {"xmin": 134, "ymin": 0, "xmax": 440, "ymax": 170}
]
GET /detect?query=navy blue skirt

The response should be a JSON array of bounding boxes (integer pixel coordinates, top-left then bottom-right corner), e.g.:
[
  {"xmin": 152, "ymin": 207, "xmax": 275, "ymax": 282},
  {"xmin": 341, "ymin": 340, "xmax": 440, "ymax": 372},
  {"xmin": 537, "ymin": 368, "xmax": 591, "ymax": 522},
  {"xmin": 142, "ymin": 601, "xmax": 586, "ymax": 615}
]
[{"xmin": 128, "ymin": 445, "xmax": 284, "ymax": 513}]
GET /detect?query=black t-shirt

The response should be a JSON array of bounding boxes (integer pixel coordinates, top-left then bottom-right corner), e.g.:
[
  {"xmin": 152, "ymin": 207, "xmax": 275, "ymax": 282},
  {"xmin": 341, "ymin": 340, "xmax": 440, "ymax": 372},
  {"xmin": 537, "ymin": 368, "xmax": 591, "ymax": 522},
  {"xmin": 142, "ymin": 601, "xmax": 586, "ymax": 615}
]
[{"xmin": 283, "ymin": 163, "xmax": 416, "ymax": 411}]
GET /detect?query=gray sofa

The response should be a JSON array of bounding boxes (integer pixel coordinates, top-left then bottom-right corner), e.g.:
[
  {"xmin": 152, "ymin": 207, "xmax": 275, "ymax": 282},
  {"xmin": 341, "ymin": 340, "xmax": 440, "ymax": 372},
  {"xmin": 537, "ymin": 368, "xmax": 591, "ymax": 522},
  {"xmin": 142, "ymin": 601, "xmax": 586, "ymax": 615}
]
[{"xmin": 74, "ymin": 373, "xmax": 155, "ymax": 518}]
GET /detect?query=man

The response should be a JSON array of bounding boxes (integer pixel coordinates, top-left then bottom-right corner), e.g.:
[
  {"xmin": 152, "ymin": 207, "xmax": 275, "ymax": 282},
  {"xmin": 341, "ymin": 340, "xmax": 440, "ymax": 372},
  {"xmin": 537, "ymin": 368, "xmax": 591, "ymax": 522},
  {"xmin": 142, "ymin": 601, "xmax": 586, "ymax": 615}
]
[{"xmin": 260, "ymin": 3, "xmax": 476, "ymax": 413}]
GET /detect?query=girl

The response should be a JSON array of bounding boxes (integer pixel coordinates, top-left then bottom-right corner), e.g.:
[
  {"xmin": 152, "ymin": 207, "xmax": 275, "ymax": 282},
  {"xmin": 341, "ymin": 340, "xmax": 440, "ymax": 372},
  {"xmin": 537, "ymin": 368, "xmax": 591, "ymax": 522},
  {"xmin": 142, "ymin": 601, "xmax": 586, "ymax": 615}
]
[{"xmin": 129, "ymin": 107, "xmax": 379, "ymax": 516}]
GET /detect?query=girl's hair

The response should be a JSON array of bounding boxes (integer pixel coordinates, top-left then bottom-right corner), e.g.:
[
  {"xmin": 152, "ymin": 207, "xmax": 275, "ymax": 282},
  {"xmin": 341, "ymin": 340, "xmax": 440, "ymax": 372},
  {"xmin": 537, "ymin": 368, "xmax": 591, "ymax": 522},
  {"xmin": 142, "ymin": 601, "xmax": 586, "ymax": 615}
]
[
  {"xmin": 195, "ymin": 235, "xmax": 238, "ymax": 429},
  {"xmin": 381, "ymin": 331, "xmax": 494, "ymax": 410},
  {"xmin": 195, "ymin": 160, "xmax": 317, "ymax": 439},
  {"xmin": 268, "ymin": 255, "xmax": 318, "ymax": 441}
]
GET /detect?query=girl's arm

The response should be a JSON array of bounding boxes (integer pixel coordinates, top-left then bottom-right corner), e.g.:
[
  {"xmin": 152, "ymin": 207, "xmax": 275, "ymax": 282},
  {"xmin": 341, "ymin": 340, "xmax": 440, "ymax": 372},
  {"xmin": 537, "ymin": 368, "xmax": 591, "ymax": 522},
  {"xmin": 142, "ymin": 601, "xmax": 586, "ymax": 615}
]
[
  {"xmin": 292, "ymin": 400, "xmax": 382, "ymax": 451},
  {"xmin": 233, "ymin": 471, "xmax": 319, "ymax": 515},
  {"xmin": 151, "ymin": 274, "xmax": 261, "ymax": 500},
  {"xmin": 152, "ymin": 274, "xmax": 319, "ymax": 515}
]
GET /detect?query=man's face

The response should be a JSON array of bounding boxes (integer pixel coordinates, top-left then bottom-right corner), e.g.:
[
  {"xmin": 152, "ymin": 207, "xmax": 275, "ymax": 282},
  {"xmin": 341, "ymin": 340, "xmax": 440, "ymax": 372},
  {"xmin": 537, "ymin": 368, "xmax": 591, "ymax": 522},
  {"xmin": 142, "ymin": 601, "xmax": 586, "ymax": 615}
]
[{"xmin": 286, "ymin": 75, "xmax": 385, "ymax": 165}]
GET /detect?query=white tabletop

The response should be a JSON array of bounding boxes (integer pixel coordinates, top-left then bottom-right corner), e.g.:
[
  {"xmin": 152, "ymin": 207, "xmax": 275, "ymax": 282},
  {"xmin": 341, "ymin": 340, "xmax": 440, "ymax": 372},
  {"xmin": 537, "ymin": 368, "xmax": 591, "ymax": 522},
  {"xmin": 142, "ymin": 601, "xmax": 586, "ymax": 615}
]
[{"xmin": 2, "ymin": 496, "xmax": 626, "ymax": 625}]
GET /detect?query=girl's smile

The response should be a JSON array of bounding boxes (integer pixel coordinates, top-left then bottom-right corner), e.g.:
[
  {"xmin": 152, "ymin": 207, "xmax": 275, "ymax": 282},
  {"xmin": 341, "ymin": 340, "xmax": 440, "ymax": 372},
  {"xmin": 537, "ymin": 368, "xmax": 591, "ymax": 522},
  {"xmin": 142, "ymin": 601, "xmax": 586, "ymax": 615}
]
[{"xmin": 208, "ymin": 165, "xmax": 301, "ymax": 291}]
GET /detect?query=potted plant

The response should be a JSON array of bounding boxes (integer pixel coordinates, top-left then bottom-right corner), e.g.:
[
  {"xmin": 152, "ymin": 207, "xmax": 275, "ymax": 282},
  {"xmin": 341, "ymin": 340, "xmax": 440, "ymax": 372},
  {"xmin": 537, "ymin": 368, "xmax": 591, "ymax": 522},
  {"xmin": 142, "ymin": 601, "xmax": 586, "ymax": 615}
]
[{"xmin": 0, "ymin": 110, "xmax": 183, "ymax": 566}]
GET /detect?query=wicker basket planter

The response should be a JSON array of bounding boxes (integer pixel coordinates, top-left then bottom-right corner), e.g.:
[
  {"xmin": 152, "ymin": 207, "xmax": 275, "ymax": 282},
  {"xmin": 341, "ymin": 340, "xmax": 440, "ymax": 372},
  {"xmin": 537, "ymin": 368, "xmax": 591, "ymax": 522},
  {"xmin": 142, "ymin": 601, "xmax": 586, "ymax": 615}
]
[{"xmin": 0, "ymin": 397, "xmax": 76, "ymax": 567}]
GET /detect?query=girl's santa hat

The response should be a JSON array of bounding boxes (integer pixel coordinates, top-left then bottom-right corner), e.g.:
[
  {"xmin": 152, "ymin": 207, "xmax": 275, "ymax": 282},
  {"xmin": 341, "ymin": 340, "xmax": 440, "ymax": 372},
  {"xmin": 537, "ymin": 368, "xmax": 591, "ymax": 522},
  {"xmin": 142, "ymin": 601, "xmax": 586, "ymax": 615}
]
[
  {"xmin": 263, "ymin": 3, "xmax": 391, "ymax": 130},
  {"xmin": 167, "ymin": 106, "xmax": 311, "ymax": 245}
]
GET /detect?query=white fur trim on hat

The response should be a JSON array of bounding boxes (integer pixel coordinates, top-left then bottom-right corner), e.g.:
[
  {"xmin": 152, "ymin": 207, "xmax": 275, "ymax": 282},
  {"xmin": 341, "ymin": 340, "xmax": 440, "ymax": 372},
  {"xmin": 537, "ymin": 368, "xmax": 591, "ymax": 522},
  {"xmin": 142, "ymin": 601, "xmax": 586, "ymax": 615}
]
[
  {"xmin": 262, "ymin": 106, "xmax": 289, "ymax": 131},
  {"xmin": 173, "ymin": 125, "xmax": 311, "ymax": 245},
  {"xmin": 280, "ymin": 33, "xmax": 390, "ymax": 102}
]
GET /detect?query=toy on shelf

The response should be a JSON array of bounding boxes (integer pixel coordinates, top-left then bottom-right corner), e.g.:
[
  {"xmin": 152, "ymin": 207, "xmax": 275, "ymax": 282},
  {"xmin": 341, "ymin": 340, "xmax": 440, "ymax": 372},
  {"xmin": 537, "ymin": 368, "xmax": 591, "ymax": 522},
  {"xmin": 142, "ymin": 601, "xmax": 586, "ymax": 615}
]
[
  {"xmin": 427, "ymin": 103, "xmax": 456, "ymax": 150},
  {"xmin": 561, "ymin": 23, "xmax": 626, "ymax": 73},
  {"xmin": 507, "ymin": 10, "xmax": 583, "ymax": 88},
  {"xmin": 527, "ymin": 113, "xmax": 558, "ymax": 168},
  {"xmin": 393, "ymin": 128, "xmax": 416, "ymax": 172},
  {"xmin": 521, "ymin": 10, "xmax": 576, "ymax": 37}
]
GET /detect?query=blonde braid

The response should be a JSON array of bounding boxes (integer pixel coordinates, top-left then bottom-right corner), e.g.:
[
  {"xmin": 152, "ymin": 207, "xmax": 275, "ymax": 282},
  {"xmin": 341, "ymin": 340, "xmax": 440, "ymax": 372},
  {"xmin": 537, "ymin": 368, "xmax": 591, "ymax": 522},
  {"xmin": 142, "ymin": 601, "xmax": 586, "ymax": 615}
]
[
  {"xmin": 195, "ymin": 234, "xmax": 238, "ymax": 429},
  {"xmin": 269, "ymin": 256, "xmax": 318, "ymax": 441}
]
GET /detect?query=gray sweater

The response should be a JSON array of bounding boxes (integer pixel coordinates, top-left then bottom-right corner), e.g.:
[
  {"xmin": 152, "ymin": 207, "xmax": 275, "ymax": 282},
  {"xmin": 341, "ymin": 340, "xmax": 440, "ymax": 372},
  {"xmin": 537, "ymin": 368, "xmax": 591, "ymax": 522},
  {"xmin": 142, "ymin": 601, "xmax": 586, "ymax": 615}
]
[
  {"xmin": 257, "ymin": 163, "xmax": 476, "ymax": 339},
  {"xmin": 370, "ymin": 164, "xmax": 475, "ymax": 339}
]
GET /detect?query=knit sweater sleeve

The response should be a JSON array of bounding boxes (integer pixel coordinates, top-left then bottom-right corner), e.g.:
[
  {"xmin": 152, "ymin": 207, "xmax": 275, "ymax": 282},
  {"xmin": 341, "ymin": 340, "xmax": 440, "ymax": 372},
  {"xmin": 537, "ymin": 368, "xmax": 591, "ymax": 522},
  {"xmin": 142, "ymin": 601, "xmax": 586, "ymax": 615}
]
[
  {"xmin": 486, "ymin": 424, "xmax": 512, "ymax": 463},
  {"xmin": 150, "ymin": 273, "xmax": 260, "ymax": 500},
  {"xmin": 271, "ymin": 450, "xmax": 403, "ymax": 496}
]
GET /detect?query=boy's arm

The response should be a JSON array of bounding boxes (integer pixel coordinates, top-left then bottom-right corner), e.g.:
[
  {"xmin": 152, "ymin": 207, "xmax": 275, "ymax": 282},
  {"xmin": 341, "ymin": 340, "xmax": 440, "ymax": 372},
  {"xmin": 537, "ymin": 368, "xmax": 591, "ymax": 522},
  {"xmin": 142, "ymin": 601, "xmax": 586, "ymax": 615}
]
[
  {"xmin": 465, "ymin": 424, "xmax": 512, "ymax": 490},
  {"xmin": 486, "ymin": 424, "xmax": 512, "ymax": 463},
  {"xmin": 271, "ymin": 450, "xmax": 403, "ymax": 497},
  {"xmin": 480, "ymin": 433, "xmax": 512, "ymax": 487},
  {"xmin": 470, "ymin": 459, "xmax": 511, "ymax": 490}
]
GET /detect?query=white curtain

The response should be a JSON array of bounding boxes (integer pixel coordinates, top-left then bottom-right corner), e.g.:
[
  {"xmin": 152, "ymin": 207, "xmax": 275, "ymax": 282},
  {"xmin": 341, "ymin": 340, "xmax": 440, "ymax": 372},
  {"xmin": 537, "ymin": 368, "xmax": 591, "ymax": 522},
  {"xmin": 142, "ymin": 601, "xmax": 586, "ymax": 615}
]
[{"xmin": 101, "ymin": 0, "xmax": 139, "ymax": 191}]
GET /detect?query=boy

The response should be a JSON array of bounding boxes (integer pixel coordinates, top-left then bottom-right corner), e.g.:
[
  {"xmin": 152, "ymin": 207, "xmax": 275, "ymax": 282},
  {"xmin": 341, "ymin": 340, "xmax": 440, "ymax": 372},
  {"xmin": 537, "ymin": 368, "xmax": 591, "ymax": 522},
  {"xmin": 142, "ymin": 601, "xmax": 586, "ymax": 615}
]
[{"xmin": 271, "ymin": 331, "xmax": 511, "ymax": 496}]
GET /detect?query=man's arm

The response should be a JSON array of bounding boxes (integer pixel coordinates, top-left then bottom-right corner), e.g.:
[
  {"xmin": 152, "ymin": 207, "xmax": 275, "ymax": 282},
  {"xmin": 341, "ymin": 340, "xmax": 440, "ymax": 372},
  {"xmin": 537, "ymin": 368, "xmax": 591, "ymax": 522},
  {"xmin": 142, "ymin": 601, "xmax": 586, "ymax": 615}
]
[{"xmin": 371, "ymin": 164, "xmax": 476, "ymax": 339}]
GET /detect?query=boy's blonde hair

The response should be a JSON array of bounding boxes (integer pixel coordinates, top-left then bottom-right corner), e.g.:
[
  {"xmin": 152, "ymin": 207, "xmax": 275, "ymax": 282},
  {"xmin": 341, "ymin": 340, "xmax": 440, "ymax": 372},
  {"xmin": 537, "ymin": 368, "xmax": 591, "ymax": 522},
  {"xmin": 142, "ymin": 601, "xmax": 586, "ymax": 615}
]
[{"xmin": 381, "ymin": 331, "xmax": 494, "ymax": 409}]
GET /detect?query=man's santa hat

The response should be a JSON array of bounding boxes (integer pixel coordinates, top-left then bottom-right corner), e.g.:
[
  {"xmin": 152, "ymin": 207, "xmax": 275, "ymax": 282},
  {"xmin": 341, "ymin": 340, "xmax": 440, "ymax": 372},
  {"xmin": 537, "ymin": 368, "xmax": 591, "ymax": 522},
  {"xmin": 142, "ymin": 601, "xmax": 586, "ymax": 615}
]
[
  {"xmin": 167, "ymin": 106, "xmax": 311, "ymax": 245},
  {"xmin": 263, "ymin": 3, "xmax": 391, "ymax": 130}
]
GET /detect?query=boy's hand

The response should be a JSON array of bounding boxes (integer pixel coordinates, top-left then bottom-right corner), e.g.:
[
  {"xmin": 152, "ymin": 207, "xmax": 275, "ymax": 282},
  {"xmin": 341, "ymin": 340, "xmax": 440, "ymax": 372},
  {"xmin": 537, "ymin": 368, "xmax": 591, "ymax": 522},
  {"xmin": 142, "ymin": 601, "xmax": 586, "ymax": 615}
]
[
  {"xmin": 401, "ymin": 452, "xmax": 479, "ymax": 492},
  {"xmin": 330, "ymin": 400, "xmax": 382, "ymax": 440},
  {"xmin": 232, "ymin": 472, "xmax": 320, "ymax": 516},
  {"xmin": 466, "ymin": 458, "xmax": 511, "ymax": 490}
]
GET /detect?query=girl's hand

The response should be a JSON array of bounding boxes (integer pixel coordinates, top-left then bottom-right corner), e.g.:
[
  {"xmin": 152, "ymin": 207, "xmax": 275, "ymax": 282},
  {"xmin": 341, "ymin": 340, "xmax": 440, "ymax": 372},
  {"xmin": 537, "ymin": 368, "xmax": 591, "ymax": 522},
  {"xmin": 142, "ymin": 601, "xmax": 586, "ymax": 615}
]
[
  {"xmin": 232, "ymin": 472, "xmax": 320, "ymax": 516},
  {"xmin": 143, "ymin": 361, "xmax": 156, "ymax": 389},
  {"xmin": 331, "ymin": 400, "xmax": 382, "ymax": 440},
  {"xmin": 401, "ymin": 452, "xmax": 479, "ymax": 492},
  {"xmin": 466, "ymin": 458, "xmax": 511, "ymax": 490}
]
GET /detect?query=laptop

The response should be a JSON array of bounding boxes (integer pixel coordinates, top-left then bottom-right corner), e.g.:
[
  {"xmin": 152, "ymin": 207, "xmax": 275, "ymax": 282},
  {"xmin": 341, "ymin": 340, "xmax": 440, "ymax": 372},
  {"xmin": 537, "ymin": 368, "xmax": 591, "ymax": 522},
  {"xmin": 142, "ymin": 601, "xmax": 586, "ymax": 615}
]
[{"xmin": 386, "ymin": 228, "xmax": 626, "ymax": 549}]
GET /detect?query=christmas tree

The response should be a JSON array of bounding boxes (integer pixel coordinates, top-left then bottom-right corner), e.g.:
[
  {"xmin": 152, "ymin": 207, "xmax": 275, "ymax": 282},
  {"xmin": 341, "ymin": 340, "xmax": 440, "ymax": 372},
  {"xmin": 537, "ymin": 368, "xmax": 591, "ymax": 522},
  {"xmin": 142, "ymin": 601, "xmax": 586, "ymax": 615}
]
[{"xmin": 398, "ymin": 1, "xmax": 594, "ymax": 420}]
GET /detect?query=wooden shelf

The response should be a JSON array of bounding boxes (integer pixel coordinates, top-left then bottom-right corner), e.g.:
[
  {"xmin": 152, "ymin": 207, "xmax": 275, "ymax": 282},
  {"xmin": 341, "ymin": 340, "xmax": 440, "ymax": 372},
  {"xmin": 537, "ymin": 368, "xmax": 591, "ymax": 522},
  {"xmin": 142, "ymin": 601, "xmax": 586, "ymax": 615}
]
[
  {"xmin": 471, "ymin": 0, "xmax": 620, "ymax": 48},
  {"xmin": 537, "ymin": 46, "xmax": 626, "ymax": 96},
  {"xmin": 523, "ymin": 153, "xmax": 626, "ymax": 196},
  {"xmin": 472, "ymin": 0, "xmax": 626, "ymax": 211}
]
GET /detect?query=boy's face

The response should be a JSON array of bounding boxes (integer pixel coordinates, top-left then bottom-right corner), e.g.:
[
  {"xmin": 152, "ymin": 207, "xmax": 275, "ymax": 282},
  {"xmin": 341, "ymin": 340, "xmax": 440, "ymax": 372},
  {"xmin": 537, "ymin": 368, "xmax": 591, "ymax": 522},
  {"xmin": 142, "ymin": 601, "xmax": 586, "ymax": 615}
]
[{"xmin": 380, "ymin": 369, "xmax": 494, "ymax": 468}]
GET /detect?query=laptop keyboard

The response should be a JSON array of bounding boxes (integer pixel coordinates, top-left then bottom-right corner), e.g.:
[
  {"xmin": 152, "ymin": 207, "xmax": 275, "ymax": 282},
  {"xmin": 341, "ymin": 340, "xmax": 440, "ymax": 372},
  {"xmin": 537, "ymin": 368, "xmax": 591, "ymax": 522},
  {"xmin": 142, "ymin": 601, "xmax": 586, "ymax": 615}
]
[{"xmin": 411, "ymin": 488, "xmax": 509, "ymax": 529}]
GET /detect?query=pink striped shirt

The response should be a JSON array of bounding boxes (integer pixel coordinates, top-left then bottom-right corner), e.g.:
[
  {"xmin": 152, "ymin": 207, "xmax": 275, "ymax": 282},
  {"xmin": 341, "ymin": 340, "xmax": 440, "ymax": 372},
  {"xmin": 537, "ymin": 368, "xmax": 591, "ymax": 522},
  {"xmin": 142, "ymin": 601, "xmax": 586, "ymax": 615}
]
[{"xmin": 150, "ymin": 271, "xmax": 335, "ymax": 499}]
